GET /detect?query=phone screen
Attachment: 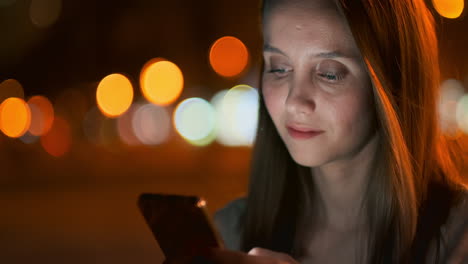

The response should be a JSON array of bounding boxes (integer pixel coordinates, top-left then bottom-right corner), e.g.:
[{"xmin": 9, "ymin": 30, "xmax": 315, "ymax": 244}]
[{"xmin": 138, "ymin": 193, "xmax": 224, "ymax": 258}]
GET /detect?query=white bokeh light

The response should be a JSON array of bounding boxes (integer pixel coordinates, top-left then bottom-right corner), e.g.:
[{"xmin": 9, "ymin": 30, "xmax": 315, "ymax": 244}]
[
  {"xmin": 456, "ymin": 94, "xmax": 468, "ymax": 134},
  {"xmin": 132, "ymin": 103, "xmax": 171, "ymax": 146},
  {"xmin": 439, "ymin": 79, "xmax": 465, "ymax": 135},
  {"xmin": 117, "ymin": 103, "xmax": 142, "ymax": 146},
  {"xmin": 212, "ymin": 85, "xmax": 259, "ymax": 146},
  {"xmin": 174, "ymin": 97, "xmax": 216, "ymax": 145}
]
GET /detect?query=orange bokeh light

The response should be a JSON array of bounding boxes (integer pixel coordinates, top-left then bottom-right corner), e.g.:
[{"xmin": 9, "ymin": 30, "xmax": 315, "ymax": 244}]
[
  {"xmin": 209, "ymin": 36, "xmax": 249, "ymax": 78},
  {"xmin": 96, "ymin": 73, "xmax": 134, "ymax": 118},
  {"xmin": 40, "ymin": 116, "xmax": 71, "ymax": 157},
  {"xmin": 140, "ymin": 58, "xmax": 184, "ymax": 106},
  {"xmin": 0, "ymin": 97, "xmax": 31, "ymax": 138},
  {"xmin": 432, "ymin": 0, "xmax": 464, "ymax": 19},
  {"xmin": 27, "ymin": 95, "xmax": 54, "ymax": 136}
]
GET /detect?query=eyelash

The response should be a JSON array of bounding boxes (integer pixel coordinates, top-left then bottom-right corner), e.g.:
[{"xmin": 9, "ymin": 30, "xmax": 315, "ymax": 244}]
[
  {"xmin": 266, "ymin": 68, "xmax": 345, "ymax": 84},
  {"xmin": 317, "ymin": 72, "xmax": 345, "ymax": 82},
  {"xmin": 267, "ymin": 68, "xmax": 291, "ymax": 76}
]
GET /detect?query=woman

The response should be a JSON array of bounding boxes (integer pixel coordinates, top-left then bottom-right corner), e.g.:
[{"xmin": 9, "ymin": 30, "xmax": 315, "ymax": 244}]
[{"xmin": 208, "ymin": 0, "xmax": 468, "ymax": 263}]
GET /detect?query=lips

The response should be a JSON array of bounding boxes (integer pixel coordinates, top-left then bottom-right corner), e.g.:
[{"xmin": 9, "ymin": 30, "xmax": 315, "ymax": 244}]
[{"xmin": 286, "ymin": 124, "xmax": 323, "ymax": 139}]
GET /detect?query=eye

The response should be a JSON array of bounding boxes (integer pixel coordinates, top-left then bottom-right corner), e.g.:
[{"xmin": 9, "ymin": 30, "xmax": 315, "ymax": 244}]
[
  {"xmin": 317, "ymin": 72, "xmax": 344, "ymax": 82},
  {"xmin": 315, "ymin": 60, "xmax": 348, "ymax": 84},
  {"xmin": 266, "ymin": 68, "xmax": 292, "ymax": 78}
]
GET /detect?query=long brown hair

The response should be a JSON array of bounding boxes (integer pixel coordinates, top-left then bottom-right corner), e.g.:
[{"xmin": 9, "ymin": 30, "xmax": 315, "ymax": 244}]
[{"xmin": 240, "ymin": 0, "xmax": 467, "ymax": 263}]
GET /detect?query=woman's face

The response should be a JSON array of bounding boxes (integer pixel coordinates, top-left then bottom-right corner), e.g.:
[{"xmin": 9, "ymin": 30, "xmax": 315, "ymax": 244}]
[{"xmin": 262, "ymin": 0, "xmax": 377, "ymax": 167}]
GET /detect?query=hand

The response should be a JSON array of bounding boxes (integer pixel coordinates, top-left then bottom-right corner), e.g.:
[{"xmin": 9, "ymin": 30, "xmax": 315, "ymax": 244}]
[{"xmin": 207, "ymin": 247, "xmax": 299, "ymax": 264}]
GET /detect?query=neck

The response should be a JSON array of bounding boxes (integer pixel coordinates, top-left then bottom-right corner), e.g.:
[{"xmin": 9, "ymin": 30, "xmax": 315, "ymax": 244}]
[{"xmin": 309, "ymin": 131, "xmax": 379, "ymax": 232}]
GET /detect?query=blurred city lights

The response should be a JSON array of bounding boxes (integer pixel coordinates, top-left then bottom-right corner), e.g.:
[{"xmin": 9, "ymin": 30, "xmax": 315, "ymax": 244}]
[
  {"xmin": 0, "ymin": 79, "xmax": 25, "ymax": 103},
  {"xmin": 432, "ymin": 0, "xmax": 464, "ymax": 19},
  {"xmin": 117, "ymin": 103, "xmax": 143, "ymax": 146},
  {"xmin": 99, "ymin": 117, "xmax": 119, "ymax": 146},
  {"xmin": 132, "ymin": 103, "xmax": 171, "ymax": 145},
  {"xmin": 213, "ymin": 85, "xmax": 259, "ymax": 146},
  {"xmin": 83, "ymin": 107, "xmax": 106, "ymax": 145},
  {"xmin": 29, "ymin": 0, "xmax": 62, "ymax": 28},
  {"xmin": 0, "ymin": 97, "xmax": 31, "ymax": 138},
  {"xmin": 209, "ymin": 36, "xmax": 249, "ymax": 78},
  {"xmin": 140, "ymin": 59, "xmax": 184, "ymax": 106},
  {"xmin": 96, "ymin": 73, "xmax": 134, "ymax": 118},
  {"xmin": 40, "ymin": 116, "xmax": 71, "ymax": 157},
  {"xmin": 439, "ymin": 79, "xmax": 465, "ymax": 135},
  {"xmin": 174, "ymin": 98, "xmax": 216, "ymax": 145},
  {"xmin": 27, "ymin": 95, "xmax": 54, "ymax": 136},
  {"xmin": 55, "ymin": 88, "xmax": 88, "ymax": 123},
  {"xmin": 456, "ymin": 95, "xmax": 468, "ymax": 134}
]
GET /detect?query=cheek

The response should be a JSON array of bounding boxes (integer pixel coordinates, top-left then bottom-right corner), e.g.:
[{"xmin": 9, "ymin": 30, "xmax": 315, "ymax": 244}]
[
  {"xmin": 262, "ymin": 86, "xmax": 285, "ymax": 122},
  {"xmin": 330, "ymin": 91, "xmax": 374, "ymax": 136}
]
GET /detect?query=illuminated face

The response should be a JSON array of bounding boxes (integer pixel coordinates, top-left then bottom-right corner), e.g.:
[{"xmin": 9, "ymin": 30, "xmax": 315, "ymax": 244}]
[{"xmin": 262, "ymin": 0, "xmax": 377, "ymax": 167}]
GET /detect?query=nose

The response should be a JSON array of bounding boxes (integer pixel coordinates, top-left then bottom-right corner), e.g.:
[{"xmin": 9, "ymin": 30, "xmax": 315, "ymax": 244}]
[{"xmin": 285, "ymin": 77, "xmax": 316, "ymax": 117}]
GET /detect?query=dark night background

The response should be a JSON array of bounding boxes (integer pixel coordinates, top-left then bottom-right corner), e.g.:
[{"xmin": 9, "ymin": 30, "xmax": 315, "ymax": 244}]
[{"xmin": 0, "ymin": 0, "xmax": 467, "ymax": 263}]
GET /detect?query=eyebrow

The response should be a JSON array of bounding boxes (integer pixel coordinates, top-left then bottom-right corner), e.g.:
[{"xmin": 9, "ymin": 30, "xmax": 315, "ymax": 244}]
[{"xmin": 263, "ymin": 43, "xmax": 354, "ymax": 59}]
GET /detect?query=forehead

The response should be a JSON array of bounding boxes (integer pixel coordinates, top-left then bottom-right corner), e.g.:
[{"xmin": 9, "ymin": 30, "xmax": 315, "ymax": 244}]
[{"xmin": 263, "ymin": 3, "xmax": 359, "ymax": 57}]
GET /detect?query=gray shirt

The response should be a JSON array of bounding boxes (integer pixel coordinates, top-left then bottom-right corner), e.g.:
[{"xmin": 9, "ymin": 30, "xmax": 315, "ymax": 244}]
[
  {"xmin": 214, "ymin": 197, "xmax": 246, "ymax": 251},
  {"xmin": 213, "ymin": 193, "xmax": 468, "ymax": 262}
]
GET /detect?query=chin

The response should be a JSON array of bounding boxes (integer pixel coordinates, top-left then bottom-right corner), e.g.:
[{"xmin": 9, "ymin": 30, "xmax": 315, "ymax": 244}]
[{"xmin": 289, "ymin": 150, "xmax": 330, "ymax": 168}]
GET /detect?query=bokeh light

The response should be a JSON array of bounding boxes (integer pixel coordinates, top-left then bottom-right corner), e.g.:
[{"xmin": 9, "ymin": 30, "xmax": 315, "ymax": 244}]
[
  {"xmin": 55, "ymin": 88, "xmax": 88, "ymax": 124},
  {"xmin": 83, "ymin": 107, "xmax": 106, "ymax": 145},
  {"xmin": 438, "ymin": 79, "xmax": 465, "ymax": 135},
  {"xmin": 432, "ymin": 0, "xmax": 464, "ymax": 19},
  {"xmin": 27, "ymin": 95, "xmax": 54, "ymax": 136},
  {"xmin": 174, "ymin": 98, "xmax": 216, "ymax": 145},
  {"xmin": 117, "ymin": 103, "xmax": 142, "ymax": 146},
  {"xmin": 96, "ymin": 73, "xmax": 134, "ymax": 118},
  {"xmin": 209, "ymin": 36, "xmax": 249, "ymax": 78},
  {"xmin": 456, "ymin": 95, "xmax": 468, "ymax": 134},
  {"xmin": 40, "ymin": 116, "xmax": 71, "ymax": 157},
  {"xmin": 99, "ymin": 117, "xmax": 119, "ymax": 147},
  {"xmin": 0, "ymin": 97, "xmax": 31, "ymax": 138},
  {"xmin": 140, "ymin": 59, "xmax": 184, "ymax": 106},
  {"xmin": 0, "ymin": 79, "xmax": 25, "ymax": 103},
  {"xmin": 132, "ymin": 103, "xmax": 171, "ymax": 145},
  {"xmin": 29, "ymin": 0, "xmax": 62, "ymax": 28},
  {"xmin": 0, "ymin": 0, "xmax": 16, "ymax": 7},
  {"xmin": 213, "ymin": 85, "xmax": 259, "ymax": 146}
]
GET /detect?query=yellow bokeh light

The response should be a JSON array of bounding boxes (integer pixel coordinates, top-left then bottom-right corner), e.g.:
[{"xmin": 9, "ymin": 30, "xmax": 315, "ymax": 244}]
[
  {"xmin": 140, "ymin": 59, "xmax": 184, "ymax": 106},
  {"xmin": 209, "ymin": 36, "xmax": 249, "ymax": 78},
  {"xmin": 96, "ymin": 73, "xmax": 134, "ymax": 118},
  {"xmin": 432, "ymin": 0, "xmax": 464, "ymax": 19},
  {"xmin": 27, "ymin": 95, "xmax": 54, "ymax": 136},
  {"xmin": 0, "ymin": 97, "xmax": 31, "ymax": 138}
]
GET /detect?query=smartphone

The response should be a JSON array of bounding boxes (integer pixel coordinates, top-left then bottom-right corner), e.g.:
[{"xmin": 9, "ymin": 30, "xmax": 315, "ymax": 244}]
[{"xmin": 138, "ymin": 193, "xmax": 225, "ymax": 258}]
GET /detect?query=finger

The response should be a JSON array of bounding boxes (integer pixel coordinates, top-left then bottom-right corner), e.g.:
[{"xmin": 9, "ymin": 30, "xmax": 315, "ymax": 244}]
[
  {"xmin": 248, "ymin": 247, "xmax": 298, "ymax": 263},
  {"xmin": 208, "ymin": 248, "xmax": 275, "ymax": 264}
]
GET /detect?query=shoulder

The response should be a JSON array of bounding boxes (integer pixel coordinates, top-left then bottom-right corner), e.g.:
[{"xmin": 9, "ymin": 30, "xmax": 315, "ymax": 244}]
[
  {"xmin": 214, "ymin": 197, "xmax": 247, "ymax": 251},
  {"xmin": 440, "ymin": 188, "xmax": 468, "ymax": 263}
]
